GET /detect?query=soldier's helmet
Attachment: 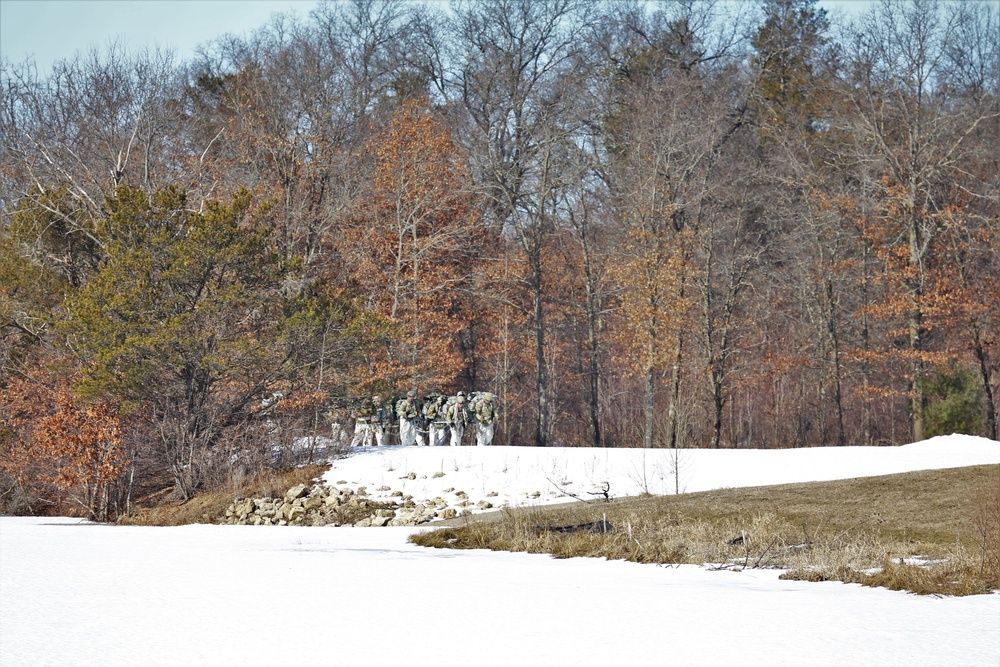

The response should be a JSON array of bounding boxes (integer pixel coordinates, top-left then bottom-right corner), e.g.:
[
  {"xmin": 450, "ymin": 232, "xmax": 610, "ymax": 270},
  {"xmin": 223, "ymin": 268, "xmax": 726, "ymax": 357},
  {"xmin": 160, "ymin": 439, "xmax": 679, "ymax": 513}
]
[
  {"xmin": 373, "ymin": 394, "xmax": 382, "ymax": 403},
  {"xmin": 457, "ymin": 391, "xmax": 466, "ymax": 398},
  {"xmin": 485, "ymin": 393, "xmax": 495, "ymax": 401},
  {"xmin": 456, "ymin": 394, "xmax": 465, "ymax": 403},
  {"xmin": 407, "ymin": 390, "xmax": 416, "ymax": 399}
]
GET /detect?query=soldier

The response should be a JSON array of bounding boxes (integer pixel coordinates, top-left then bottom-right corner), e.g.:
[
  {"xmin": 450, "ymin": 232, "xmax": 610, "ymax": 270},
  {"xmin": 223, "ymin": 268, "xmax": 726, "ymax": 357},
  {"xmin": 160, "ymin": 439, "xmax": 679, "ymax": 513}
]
[
  {"xmin": 472, "ymin": 392, "xmax": 498, "ymax": 446},
  {"xmin": 445, "ymin": 391, "xmax": 469, "ymax": 447},
  {"xmin": 351, "ymin": 394, "xmax": 388, "ymax": 447},
  {"xmin": 323, "ymin": 402, "xmax": 352, "ymax": 448},
  {"xmin": 260, "ymin": 392, "xmax": 283, "ymax": 435},
  {"xmin": 396, "ymin": 390, "xmax": 425, "ymax": 446},
  {"xmin": 422, "ymin": 392, "xmax": 448, "ymax": 447},
  {"xmin": 260, "ymin": 392, "xmax": 283, "ymax": 416}
]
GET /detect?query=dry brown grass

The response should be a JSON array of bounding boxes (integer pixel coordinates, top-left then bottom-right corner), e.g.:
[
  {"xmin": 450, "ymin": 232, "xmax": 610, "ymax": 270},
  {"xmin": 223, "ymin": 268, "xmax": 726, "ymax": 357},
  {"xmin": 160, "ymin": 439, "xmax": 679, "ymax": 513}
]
[
  {"xmin": 117, "ymin": 464, "xmax": 330, "ymax": 526},
  {"xmin": 412, "ymin": 464, "xmax": 1000, "ymax": 596}
]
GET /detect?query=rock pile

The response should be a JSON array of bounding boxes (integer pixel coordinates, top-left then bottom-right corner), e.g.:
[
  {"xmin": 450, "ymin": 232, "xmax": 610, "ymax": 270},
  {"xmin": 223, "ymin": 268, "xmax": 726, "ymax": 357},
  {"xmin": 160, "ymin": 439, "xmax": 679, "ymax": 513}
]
[{"xmin": 222, "ymin": 482, "xmax": 493, "ymax": 527}]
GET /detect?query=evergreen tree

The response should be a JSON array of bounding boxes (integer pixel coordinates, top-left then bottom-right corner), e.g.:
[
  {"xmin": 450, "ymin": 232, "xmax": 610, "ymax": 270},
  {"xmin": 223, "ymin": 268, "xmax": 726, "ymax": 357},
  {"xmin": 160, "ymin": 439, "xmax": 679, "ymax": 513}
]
[
  {"xmin": 751, "ymin": 0, "xmax": 833, "ymax": 137},
  {"xmin": 61, "ymin": 186, "xmax": 331, "ymax": 497}
]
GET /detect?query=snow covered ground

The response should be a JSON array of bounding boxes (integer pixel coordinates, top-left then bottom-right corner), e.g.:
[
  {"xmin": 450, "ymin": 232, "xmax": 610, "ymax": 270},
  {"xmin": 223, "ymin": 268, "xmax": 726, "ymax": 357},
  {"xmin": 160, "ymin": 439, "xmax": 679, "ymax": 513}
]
[
  {"xmin": 320, "ymin": 434, "xmax": 1000, "ymax": 516},
  {"xmin": 2, "ymin": 434, "xmax": 998, "ymax": 666}
]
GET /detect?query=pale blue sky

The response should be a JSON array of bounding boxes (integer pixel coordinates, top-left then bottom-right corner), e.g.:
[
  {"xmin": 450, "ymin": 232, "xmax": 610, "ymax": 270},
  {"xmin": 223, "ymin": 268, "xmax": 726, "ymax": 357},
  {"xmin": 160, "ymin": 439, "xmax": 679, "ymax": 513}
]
[
  {"xmin": 2, "ymin": 0, "xmax": 870, "ymax": 75},
  {"xmin": 1, "ymin": 0, "xmax": 321, "ymax": 72}
]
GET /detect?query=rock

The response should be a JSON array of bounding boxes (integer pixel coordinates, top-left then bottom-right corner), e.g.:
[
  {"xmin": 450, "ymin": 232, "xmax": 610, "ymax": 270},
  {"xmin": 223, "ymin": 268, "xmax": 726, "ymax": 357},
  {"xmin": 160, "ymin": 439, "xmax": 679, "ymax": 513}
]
[
  {"xmin": 437, "ymin": 508, "xmax": 457, "ymax": 520},
  {"xmin": 287, "ymin": 506, "xmax": 306, "ymax": 522},
  {"xmin": 303, "ymin": 496, "xmax": 323, "ymax": 511},
  {"xmin": 389, "ymin": 504, "xmax": 436, "ymax": 527},
  {"xmin": 285, "ymin": 484, "xmax": 309, "ymax": 501},
  {"xmin": 389, "ymin": 511, "xmax": 413, "ymax": 527}
]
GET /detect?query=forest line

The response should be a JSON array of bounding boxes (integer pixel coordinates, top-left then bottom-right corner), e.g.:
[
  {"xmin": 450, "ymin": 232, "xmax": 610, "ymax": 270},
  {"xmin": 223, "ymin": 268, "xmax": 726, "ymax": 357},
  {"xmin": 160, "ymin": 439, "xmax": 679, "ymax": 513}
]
[{"xmin": 0, "ymin": 0, "xmax": 997, "ymax": 518}]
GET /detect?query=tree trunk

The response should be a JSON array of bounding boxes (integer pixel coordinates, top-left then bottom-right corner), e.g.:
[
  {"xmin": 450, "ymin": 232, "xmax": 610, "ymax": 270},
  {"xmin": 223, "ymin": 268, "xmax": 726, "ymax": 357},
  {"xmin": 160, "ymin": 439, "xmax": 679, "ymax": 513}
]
[
  {"xmin": 586, "ymin": 313, "xmax": 602, "ymax": 447},
  {"xmin": 972, "ymin": 324, "xmax": 997, "ymax": 441},
  {"xmin": 531, "ymin": 258, "xmax": 549, "ymax": 447},
  {"xmin": 826, "ymin": 279, "xmax": 846, "ymax": 446},
  {"xmin": 644, "ymin": 367, "xmax": 655, "ymax": 449},
  {"xmin": 710, "ymin": 368, "xmax": 723, "ymax": 449},
  {"xmin": 582, "ymin": 232, "xmax": 603, "ymax": 448},
  {"xmin": 908, "ymin": 296, "xmax": 925, "ymax": 443},
  {"xmin": 667, "ymin": 331, "xmax": 683, "ymax": 450}
]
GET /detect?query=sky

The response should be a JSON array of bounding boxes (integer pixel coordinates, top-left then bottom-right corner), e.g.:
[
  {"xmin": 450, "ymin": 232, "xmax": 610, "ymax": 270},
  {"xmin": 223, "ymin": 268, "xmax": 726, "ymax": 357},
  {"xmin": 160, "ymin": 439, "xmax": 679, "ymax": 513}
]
[
  {"xmin": 1, "ymin": 0, "xmax": 872, "ymax": 75},
  {"xmin": 2, "ymin": 434, "xmax": 998, "ymax": 666},
  {"xmin": 0, "ymin": 0, "xmax": 321, "ymax": 73}
]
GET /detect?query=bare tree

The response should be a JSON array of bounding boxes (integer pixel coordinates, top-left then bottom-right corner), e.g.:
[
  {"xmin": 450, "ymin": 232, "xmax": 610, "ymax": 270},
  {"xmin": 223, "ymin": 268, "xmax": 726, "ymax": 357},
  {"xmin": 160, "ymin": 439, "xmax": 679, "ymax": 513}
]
[
  {"xmin": 1, "ymin": 44, "xmax": 184, "ymax": 240},
  {"xmin": 840, "ymin": 0, "xmax": 1000, "ymax": 441},
  {"xmin": 446, "ymin": 0, "xmax": 593, "ymax": 446}
]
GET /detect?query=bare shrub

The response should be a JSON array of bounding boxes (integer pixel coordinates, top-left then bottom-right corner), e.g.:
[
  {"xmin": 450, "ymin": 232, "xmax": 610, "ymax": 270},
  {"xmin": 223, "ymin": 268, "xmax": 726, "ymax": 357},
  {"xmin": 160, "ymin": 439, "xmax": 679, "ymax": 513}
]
[{"xmin": 971, "ymin": 481, "xmax": 1000, "ymax": 587}]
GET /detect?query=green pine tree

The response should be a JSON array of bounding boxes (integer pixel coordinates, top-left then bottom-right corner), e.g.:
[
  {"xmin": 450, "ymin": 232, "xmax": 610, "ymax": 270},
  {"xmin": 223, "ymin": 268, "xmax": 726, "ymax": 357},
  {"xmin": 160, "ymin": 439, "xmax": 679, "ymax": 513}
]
[{"xmin": 60, "ymin": 186, "xmax": 334, "ymax": 496}]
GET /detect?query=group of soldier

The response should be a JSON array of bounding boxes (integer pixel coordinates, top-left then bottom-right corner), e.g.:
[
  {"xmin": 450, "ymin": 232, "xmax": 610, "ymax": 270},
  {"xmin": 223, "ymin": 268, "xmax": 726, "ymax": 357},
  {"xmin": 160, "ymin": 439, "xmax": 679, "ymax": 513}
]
[{"xmin": 349, "ymin": 390, "xmax": 499, "ymax": 448}]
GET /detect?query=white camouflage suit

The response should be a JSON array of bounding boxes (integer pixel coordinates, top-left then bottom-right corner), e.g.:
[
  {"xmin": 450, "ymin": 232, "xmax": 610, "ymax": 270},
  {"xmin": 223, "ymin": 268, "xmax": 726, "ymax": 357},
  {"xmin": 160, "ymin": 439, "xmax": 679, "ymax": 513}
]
[
  {"xmin": 422, "ymin": 395, "xmax": 448, "ymax": 447},
  {"xmin": 396, "ymin": 393, "xmax": 425, "ymax": 446},
  {"xmin": 473, "ymin": 393, "xmax": 498, "ymax": 446},
  {"xmin": 351, "ymin": 396, "xmax": 387, "ymax": 447},
  {"xmin": 446, "ymin": 395, "xmax": 469, "ymax": 447}
]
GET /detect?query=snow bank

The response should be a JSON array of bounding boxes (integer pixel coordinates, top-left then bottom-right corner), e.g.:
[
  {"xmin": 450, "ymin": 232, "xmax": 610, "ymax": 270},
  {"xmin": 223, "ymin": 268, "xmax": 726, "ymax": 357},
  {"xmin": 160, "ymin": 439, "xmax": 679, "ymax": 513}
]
[{"xmin": 321, "ymin": 434, "xmax": 1000, "ymax": 514}]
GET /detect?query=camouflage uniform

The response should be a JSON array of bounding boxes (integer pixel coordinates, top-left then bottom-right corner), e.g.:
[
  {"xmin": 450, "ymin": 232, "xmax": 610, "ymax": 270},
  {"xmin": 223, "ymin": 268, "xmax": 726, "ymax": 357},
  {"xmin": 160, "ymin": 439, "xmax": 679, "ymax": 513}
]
[
  {"xmin": 396, "ymin": 391, "xmax": 425, "ymax": 446},
  {"xmin": 323, "ymin": 403, "xmax": 352, "ymax": 448},
  {"xmin": 472, "ymin": 392, "xmax": 498, "ymax": 446},
  {"xmin": 445, "ymin": 392, "xmax": 470, "ymax": 447},
  {"xmin": 351, "ymin": 395, "xmax": 388, "ymax": 447},
  {"xmin": 422, "ymin": 393, "xmax": 448, "ymax": 447}
]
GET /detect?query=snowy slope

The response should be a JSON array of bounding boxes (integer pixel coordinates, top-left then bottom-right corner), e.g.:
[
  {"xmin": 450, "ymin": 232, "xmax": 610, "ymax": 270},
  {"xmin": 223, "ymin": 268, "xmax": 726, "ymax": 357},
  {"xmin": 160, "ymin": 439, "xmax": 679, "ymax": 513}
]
[{"xmin": 321, "ymin": 433, "xmax": 1000, "ymax": 516}]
